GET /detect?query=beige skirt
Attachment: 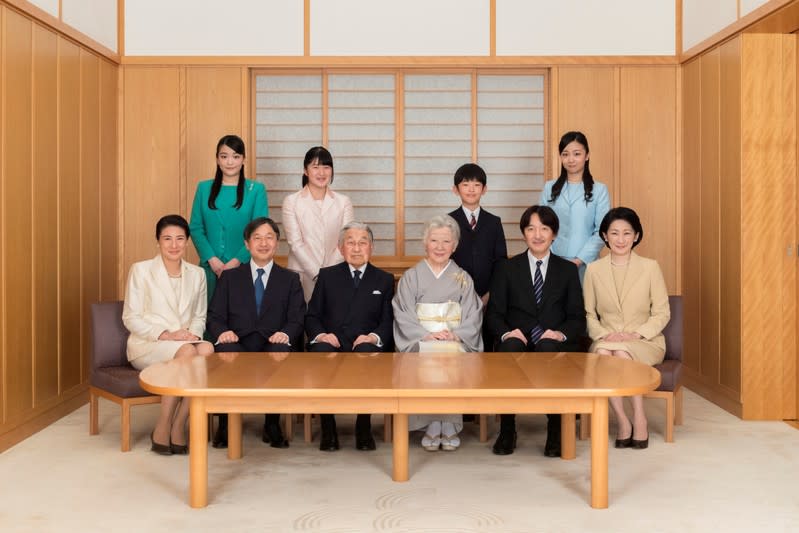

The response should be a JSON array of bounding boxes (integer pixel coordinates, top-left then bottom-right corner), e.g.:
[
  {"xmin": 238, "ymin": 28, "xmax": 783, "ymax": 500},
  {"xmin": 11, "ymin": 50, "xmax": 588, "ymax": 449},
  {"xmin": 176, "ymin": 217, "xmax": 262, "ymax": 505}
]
[{"xmin": 589, "ymin": 339, "xmax": 665, "ymax": 366}]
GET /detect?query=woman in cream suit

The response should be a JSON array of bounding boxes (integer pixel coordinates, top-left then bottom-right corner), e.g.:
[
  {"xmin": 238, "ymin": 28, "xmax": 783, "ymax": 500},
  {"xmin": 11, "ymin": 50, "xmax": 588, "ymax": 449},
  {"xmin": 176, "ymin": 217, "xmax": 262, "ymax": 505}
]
[
  {"xmin": 282, "ymin": 146, "xmax": 354, "ymax": 300},
  {"xmin": 584, "ymin": 207, "xmax": 670, "ymax": 450},
  {"xmin": 123, "ymin": 215, "xmax": 214, "ymax": 455},
  {"xmin": 540, "ymin": 131, "xmax": 610, "ymax": 281}
]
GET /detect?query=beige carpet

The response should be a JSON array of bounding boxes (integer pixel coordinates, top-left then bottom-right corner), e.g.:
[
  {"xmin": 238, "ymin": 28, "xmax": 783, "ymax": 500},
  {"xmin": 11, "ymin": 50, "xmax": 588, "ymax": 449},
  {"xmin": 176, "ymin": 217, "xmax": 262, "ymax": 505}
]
[{"xmin": 1, "ymin": 389, "xmax": 797, "ymax": 532}]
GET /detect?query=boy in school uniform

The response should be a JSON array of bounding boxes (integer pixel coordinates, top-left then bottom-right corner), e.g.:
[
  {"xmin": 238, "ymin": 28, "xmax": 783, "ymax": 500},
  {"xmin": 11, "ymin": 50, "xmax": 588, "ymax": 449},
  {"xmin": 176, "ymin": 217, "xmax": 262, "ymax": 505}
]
[{"xmin": 448, "ymin": 163, "xmax": 508, "ymax": 347}]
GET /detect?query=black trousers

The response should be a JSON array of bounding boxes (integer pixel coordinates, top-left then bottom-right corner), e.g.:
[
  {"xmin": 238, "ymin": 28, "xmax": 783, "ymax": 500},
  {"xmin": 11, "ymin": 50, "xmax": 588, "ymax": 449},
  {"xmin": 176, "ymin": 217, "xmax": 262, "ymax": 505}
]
[
  {"xmin": 495, "ymin": 337, "xmax": 581, "ymax": 433},
  {"xmin": 309, "ymin": 340, "xmax": 381, "ymax": 432}
]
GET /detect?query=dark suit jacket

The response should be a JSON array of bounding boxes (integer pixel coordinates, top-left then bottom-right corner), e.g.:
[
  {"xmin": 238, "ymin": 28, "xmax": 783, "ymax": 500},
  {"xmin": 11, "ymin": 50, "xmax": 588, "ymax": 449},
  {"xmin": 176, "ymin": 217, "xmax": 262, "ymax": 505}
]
[
  {"xmin": 207, "ymin": 261, "xmax": 306, "ymax": 343},
  {"xmin": 449, "ymin": 208, "xmax": 507, "ymax": 297},
  {"xmin": 305, "ymin": 262, "xmax": 394, "ymax": 350},
  {"xmin": 486, "ymin": 251, "xmax": 585, "ymax": 343}
]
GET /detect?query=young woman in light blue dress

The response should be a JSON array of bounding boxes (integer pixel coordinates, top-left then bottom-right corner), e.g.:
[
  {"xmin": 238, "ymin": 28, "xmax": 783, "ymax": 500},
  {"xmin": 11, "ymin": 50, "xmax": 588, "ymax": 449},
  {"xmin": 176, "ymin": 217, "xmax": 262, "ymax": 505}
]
[{"xmin": 539, "ymin": 131, "xmax": 610, "ymax": 280}]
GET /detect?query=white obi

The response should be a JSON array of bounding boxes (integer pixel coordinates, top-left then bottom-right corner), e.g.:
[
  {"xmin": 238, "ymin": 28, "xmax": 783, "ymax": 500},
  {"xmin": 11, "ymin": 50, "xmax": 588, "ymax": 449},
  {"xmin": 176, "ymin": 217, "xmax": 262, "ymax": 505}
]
[
  {"xmin": 416, "ymin": 301, "xmax": 464, "ymax": 353},
  {"xmin": 415, "ymin": 301, "xmax": 461, "ymax": 332}
]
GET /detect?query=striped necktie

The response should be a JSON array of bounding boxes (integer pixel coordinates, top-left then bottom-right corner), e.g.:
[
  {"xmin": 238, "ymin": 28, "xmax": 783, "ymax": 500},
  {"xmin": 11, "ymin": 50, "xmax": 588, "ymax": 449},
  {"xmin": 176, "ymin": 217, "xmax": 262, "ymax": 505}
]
[
  {"xmin": 470, "ymin": 212, "xmax": 477, "ymax": 231},
  {"xmin": 529, "ymin": 260, "xmax": 544, "ymax": 344}
]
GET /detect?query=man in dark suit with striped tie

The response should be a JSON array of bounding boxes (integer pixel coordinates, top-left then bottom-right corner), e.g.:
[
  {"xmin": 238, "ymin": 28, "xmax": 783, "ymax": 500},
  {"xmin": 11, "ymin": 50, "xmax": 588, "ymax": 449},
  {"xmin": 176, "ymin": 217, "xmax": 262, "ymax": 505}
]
[
  {"xmin": 485, "ymin": 205, "xmax": 585, "ymax": 457},
  {"xmin": 305, "ymin": 221, "xmax": 395, "ymax": 452}
]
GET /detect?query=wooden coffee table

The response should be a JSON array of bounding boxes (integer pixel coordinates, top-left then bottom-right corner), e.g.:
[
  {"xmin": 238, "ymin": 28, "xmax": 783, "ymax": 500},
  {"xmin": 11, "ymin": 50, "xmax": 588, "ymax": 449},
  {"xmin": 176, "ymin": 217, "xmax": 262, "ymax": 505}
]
[{"xmin": 140, "ymin": 351, "xmax": 660, "ymax": 509}]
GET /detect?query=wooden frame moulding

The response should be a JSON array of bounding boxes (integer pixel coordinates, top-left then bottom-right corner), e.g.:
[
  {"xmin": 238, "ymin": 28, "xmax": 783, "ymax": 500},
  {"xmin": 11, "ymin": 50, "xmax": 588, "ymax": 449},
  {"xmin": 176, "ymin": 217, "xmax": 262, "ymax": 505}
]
[{"xmin": 489, "ymin": 0, "xmax": 496, "ymax": 57}]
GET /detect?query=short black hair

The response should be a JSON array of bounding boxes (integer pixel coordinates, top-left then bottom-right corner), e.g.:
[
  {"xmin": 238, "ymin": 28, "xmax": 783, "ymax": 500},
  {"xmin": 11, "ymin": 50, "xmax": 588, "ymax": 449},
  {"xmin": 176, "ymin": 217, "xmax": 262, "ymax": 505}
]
[
  {"xmin": 302, "ymin": 146, "xmax": 335, "ymax": 187},
  {"xmin": 519, "ymin": 205, "xmax": 559, "ymax": 236},
  {"xmin": 453, "ymin": 163, "xmax": 487, "ymax": 186},
  {"xmin": 599, "ymin": 207, "xmax": 643, "ymax": 248},
  {"xmin": 243, "ymin": 217, "xmax": 280, "ymax": 241},
  {"xmin": 155, "ymin": 214, "xmax": 190, "ymax": 240}
]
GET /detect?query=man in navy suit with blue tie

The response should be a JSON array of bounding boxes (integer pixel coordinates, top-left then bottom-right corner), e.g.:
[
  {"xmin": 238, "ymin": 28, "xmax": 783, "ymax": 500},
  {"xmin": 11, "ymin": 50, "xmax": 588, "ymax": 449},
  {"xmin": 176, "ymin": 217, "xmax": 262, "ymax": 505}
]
[
  {"xmin": 305, "ymin": 221, "xmax": 395, "ymax": 452},
  {"xmin": 207, "ymin": 217, "xmax": 306, "ymax": 449}
]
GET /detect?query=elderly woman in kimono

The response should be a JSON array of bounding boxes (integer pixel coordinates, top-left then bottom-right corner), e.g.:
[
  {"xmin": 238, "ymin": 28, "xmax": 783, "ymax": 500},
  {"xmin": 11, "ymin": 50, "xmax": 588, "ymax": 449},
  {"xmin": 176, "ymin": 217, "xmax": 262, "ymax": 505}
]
[{"xmin": 392, "ymin": 214, "xmax": 483, "ymax": 451}]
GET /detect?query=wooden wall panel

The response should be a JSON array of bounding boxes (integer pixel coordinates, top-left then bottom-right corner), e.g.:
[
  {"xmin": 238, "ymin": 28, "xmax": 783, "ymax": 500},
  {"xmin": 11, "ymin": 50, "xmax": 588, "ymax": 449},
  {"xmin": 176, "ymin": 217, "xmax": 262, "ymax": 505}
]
[
  {"xmin": 2, "ymin": 8, "xmax": 34, "ymax": 421},
  {"xmin": 719, "ymin": 37, "xmax": 742, "ymax": 394},
  {"xmin": 185, "ymin": 66, "xmax": 244, "ymax": 209},
  {"xmin": 0, "ymin": 4, "xmax": 119, "ymax": 451},
  {"xmin": 682, "ymin": 58, "xmax": 702, "ymax": 374},
  {"xmin": 699, "ymin": 49, "xmax": 721, "ymax": 387},
  {"xmin": 0, "ymin": 5, "xmax": 6, "ymax": 425},
  {"xmin": 80, "ymin": 49, "xmax": 100, "ymax": 382},
  {"xmin": 553, "ymin": 67, "xmax": 616, "ymax": 201},
  {"xmin": 618, "ymin": 67, "xmax": 679, "ymax": 294},
  {"xmin": 781, "ymin": 35, "xmax": 797, "ymax": 420},
  {"xmin": 740, "ymin": 34, "xmax": 793, "ymax": 419},
  {"xmin": 122, "ymin": 67, "xmax": 181, "ymax": 271},
  {"xmin": 99, "ymin": 59, "xmax": 118, "ymax": 301},
  {"xmin": 184, "ymin": 66, "xmax": 244, "ymax": 262},
  {"xmin": 58, "ymin": 37, "xmax": 81, "ymax": 393},
  {"xmin": 32, "ymin": 23, "xmax": 59, "ymax": 406}
]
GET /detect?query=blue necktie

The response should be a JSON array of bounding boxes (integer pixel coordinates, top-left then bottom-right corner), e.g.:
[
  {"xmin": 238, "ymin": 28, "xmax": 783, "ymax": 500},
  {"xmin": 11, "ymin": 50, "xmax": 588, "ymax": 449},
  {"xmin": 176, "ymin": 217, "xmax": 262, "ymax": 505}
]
[
  {"xmin": 254, "ymin": 268, "xmax": 265, "ymax": 313},
  {"xmin": 353, "ymin": 269, "xmax": 361, "ymax": 288},
  {"xmin": 530, "ymin": 260, "xmax": 544, "ymax": 344}
]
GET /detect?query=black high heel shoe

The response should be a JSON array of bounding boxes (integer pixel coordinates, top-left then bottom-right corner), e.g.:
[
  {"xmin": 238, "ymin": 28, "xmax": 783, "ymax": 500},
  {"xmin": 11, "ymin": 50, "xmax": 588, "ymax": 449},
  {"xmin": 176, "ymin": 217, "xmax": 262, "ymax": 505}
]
[
  {"xmin": 631, "ymin": 430, "xmax": 649, "ymax": 449},
  {"xmin": 614, "ymin": 426, "xmax": 633, "ymax": 449},
  {"xmin": 151, "ymin": 431, "xmax": 173, "ymax": 455},
  {"xmin": 170, "ymin": 439, "xmax": 188, "ymax": 455}
]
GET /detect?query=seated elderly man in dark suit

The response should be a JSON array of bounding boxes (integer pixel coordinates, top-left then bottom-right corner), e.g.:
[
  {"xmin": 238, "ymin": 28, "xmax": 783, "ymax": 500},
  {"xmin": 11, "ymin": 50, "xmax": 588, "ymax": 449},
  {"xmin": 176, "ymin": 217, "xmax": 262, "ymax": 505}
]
[
  {"xmin": 486, "ymin": 205, "xmax": 585, "ymax": 457},
  {"xmin": 207, "ymin": 217, "xmax": 306, "ymax": 449},
  {"xmin": 305, "ymin": 221, "xmax": 395, "ymax": 452}
]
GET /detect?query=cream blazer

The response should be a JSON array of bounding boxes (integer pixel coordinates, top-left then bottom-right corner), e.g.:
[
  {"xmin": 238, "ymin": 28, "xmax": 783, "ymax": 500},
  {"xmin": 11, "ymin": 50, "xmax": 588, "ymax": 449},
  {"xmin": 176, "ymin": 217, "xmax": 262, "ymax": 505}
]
[
  {"xmin": 122, "ymin": 255, "xmax": 207, "ymax": 364},
  {"xmin": 583, "ymin": 252, "xmax": 670, "ymax": 349},
  {"xmin": 282, "ymin": 186, "xmax": 354, "ymax": 300}
]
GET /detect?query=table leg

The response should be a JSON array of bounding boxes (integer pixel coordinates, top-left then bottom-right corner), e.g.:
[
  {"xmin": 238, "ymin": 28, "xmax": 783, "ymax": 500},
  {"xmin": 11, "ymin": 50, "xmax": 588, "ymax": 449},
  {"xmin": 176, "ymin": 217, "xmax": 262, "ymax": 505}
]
[
  {"xmin": 228, "ymin": 413, "xmax": 242, "ymax": 460},
  {"xmin": 189, "ymin": 397, "xmax": 208, "ymax": 508},
  {"xmin": 392, "ymin": 414, "xmax": 408, "ymax": 482},
  {"xmin": 561, "ymin": 413, "xmax": 576, "ymax": 460},
  {"xmin": 590, "ymin": 397, "xmax": 609, "ymax": 509}
]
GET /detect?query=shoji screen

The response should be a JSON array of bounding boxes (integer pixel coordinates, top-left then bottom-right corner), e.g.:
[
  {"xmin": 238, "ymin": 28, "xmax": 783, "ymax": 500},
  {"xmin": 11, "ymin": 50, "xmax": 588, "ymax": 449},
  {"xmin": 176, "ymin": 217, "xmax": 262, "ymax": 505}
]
[{"xmin": 254, "ymin": 70, "xmax": 546, "ymax": 258}]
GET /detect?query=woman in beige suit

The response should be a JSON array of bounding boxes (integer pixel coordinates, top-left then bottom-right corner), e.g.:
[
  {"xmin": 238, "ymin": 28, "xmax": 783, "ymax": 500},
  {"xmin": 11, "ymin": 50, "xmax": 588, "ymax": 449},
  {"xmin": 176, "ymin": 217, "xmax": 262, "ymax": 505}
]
[
  {"xmin": 584, "ymin": 207, "xmax": 670, "ymax": 450},
  {"xmin": 123, "ymin": 215, "xmax": 214, "ymax": 455},
  {"xmin": 282, "ymin": 146, "xmax": 354, "ymax": 300}
]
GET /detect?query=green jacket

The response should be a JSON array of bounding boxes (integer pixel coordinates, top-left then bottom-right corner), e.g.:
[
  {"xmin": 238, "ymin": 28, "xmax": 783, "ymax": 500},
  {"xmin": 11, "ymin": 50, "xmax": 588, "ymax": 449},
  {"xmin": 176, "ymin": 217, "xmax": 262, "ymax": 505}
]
[{"xmin": 189, "ymin": 179, "xmax": 268, "ymax": 265}]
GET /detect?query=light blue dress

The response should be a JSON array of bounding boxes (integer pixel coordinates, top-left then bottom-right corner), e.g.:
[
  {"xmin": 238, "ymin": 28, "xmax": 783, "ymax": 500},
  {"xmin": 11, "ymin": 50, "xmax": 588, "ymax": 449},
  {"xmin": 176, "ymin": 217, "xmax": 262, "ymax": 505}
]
[{"xmin": 539, "ymin": 180, "xmax": 610, "ymax": 280}]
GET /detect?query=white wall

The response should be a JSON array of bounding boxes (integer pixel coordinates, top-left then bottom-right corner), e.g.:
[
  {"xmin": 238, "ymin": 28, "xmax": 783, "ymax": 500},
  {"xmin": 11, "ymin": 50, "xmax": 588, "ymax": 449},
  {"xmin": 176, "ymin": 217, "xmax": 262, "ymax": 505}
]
[
  {"xmin": 683, "ymin": 0, "xmax": 737, "ymax": 51},
  {"xmin": 26, "ymin": 0, "xmax": 57, "ymax": 17},
  {"xmin": 740, "ymin": 0, "xmax": 771, "ymax": 16},
  {"xmin": 62, "ymin": 0, "xmax": 117, "ymax": 52},
  {"xmin": 125, "ymin": 0, "xmax": 303, "ymax": 56},
  {"xmin": 496, "ymin": 0, "xmax": 675, "ymax": 55},
  {"xmin": 311, "ymin": 0, "xmax": 489, "ymax": 56},
  {"xmin": 124, "ymin": 0, "xmax": 679, "ymax": 57}
]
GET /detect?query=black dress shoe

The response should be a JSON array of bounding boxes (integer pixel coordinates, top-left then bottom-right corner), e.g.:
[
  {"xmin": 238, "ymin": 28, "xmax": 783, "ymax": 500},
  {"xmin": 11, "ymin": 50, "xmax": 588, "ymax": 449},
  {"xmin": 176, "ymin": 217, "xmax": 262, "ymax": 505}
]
[
  {"xmin": 212, "ymin": 425, "xmax": 228, "ymax": 449},
  {"xmin": 631, "ymin": 431, "xmax": 649, "ymax": 450},
  {"xmin": 263, "ymin": 424, "xmax": 289, "ymax": 448},
  {"xmin": 319, "ymin": 429, "xmax": 340, "ymax": 451},
  {"xmin": 151, "ymin": 432, "xmax": 173, "ymax": 455},
  {"xmin": 544, "ymin": 430, "xmax": 561, "ymax": 457},
  {"xmin": 492, "ymin": 430, "xmax": 517, "ymax": 455},
  {"xmin": 615, "ymin": 426, "xmax": 633, "ymax": 449},
  {"xmin": 355, "ymin": 430, "xmax": 376, "ymax": 451}
]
